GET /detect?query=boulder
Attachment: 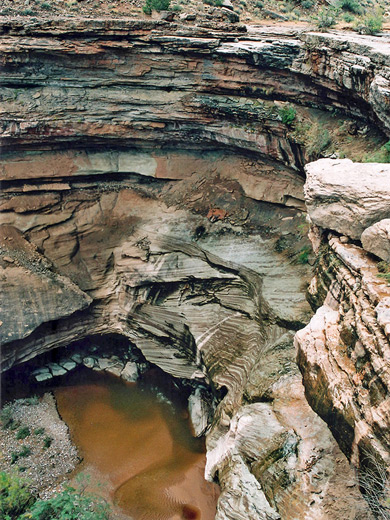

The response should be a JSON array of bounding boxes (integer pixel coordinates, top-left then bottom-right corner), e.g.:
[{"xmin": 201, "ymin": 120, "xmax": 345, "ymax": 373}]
[
  {"xmin": 304, "ymin": 159, "xmax": 390, "ymax": 240},
  {"xmin": 361, "ymin": 218, "xmax": 390, "ymax": 262},
  {"xmin": 48, "ymin": 363, "xmax": 67, "ymax": 377},
  {"xmin": 220, "ymin": 7, "xmax": 239, "ymax": 22},
  {"xmin": 221, "ymin": 0, "xmax": 234, "ymax": 10},
  {"xmin": 121, "ymin": 361, "xmax": 139, "ymax": 382}
]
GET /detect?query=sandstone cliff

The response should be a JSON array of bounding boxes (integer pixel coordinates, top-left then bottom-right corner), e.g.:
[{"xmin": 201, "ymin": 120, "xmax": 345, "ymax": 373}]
[
  {"xmin": 296, "ymin": 159, "xmax": 390, "ymax": 483},
  {"xmin": 1, "ymin": 18, "xmax": 389, "ymax": 520}
]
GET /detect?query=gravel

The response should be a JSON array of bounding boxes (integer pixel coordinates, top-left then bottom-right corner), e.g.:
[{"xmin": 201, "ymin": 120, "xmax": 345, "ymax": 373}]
[{"xmin": 0, "ymin": 392, "xmax": 79, "ymax": 499}]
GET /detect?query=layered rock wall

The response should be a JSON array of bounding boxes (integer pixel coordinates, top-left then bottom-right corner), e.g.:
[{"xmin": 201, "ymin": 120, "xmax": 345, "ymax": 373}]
[
  {"xmin": 296, "ymin": 158, "xmax": 390, "ymax": 474},
  {"xmin": 1, "ymin": 19, "xmax": 389, "ymax": 520}
]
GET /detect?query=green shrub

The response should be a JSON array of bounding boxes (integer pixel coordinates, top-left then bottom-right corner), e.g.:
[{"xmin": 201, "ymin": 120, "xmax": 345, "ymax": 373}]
[
  {"xmin": 279, "ymin": 105, "xmax": 296, "ymax": 126},
  {"xmin": 203, "ymin": 0, "xmax": 223, "ymax": 5},
  {"xmin": 10, "ymin": 452, "xmax": 19, "ymax": 465},
  {"xmin": 355, "ymin": 12, "xmax": 383, "ymax": 34},
  {"xmin": 377, "ymin": 261, "xmax": 390, "ymax": 284},
  {"xmin": 382, "ymin": 140, "xmax": 390, "ymax": 158},
  {"xmin": 16, "ymin": 427, "xmax": 31, "ymax": 441},
  {"xmin": 21, "ymin": 8, "xmax": 34, "ymax": 14},
  {"xmin": 20, "ymin": 486, "xmax": 110, "ymax": 520},
  {"xmin": 295, "ymin": 245, "xmax": 312, "ymax": 264},
  {"xmin": 343, "ymin": 12, "xmax": 354, "ymax": 22},
  {"xmin": 43, "ymin": 436, "xmax": 52, "ymax": 449},
  {"xmin": 0, "ymin": 472, "xmax": 110, "ymax": 520},
  {"xmin": 338, "ymin": 0, "xmax": 361, "ymax": 14},
  {"xmin": 307, "ymin": 127, "xmax": 331, "ymax": 157},
  {"xmin": 0, "ymin": 471, "xmax": 35, "ymax": 519},
  {"xmin": 255, "ymin": 0, "xmax": 264, "ymax": 7},
  {"xmin": 19, "ymin": 446, "xmax": 32, "ymax": 458},
  {"xmin": 315, "ymin": 7, "xmax": 338, "ymax": 30},
  {"xmin": 33, "ymin": 428, "xmax": 45, "ymax": 436},
  {"xmin": 1, "ymin": 406, "xmax": 16, "ymax": 430},
  {"xmin": 301, "ymin": 0, "xmax": 314, "ymax": 9},
  {"xmin": 24, "ymin": 396, "xmax": 39, "ymax": 406},
  {"xmin": 142, "ymin": 0, "xmax": 170, "ymax": 14},
  {"xmin": 171, "ymin": 3, "xmax": 182, "ymax": 10},
  {"xmin": 11, "ymin": 446, "xmax": 32, "ymax": 464},
  {"xmin": 364, "ymin": 140, "xmax": 390, "ymax": 163}
]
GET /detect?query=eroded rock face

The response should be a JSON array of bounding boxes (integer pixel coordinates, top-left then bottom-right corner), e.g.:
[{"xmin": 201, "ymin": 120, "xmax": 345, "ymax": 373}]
[
  {"xmin": 296, "ymin": 160, "xmax": 390, "ymax": 483},
  {"xmin": 1, "ymin": 19, "xmax": 387, "ymax": 520},
  {"xmin": 0, "ymin": 225, "xmax": 91, "ymax": 349}
]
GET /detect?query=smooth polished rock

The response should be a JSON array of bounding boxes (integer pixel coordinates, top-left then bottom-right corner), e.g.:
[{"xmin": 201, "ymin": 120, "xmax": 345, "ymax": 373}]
[
  {"xmin": 361, "ymin": 218, "xmax": 390, "ymax": 262},
  {"xmin": 304, "ymin": 159, "xmax": 390, "ymax": 239}
]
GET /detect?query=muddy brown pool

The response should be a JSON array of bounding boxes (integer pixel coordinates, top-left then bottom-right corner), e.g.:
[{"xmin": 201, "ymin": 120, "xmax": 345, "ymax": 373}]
[{"xmin": 54, "ymin": 369, "xmax": 219, "ymax": 520}]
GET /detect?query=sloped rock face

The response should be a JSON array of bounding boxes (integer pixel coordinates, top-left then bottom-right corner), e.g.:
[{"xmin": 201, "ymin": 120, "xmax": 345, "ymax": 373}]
[
  {"xmin": 1, "ymin": 19, "xmax": 388, "ymax": 520},
  {"xmin": 296, "ymin": 159, "xmax": 390, "ymax": 482}
]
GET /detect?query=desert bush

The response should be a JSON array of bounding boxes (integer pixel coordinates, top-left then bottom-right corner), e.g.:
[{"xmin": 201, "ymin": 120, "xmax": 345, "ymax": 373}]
[
  {"xmin": 1, "ymin": 406, "xmax": 17, "ymax": 430},
  {"xmin": 21, "ymin": 486, "xmax": 110, "ymax": 520},
  {"xmin": 142, "ymin": 0, "xmax": 170, "ymax": 15},
  {"xmin": 0, "ymin": 471, "xmax": 35, "ymax": 520},
  {"xmin": 279, "ymin": 105, "xmax": 296, "ymax": 126},
  {"xmin": 338, "ymin": 0, "xmax": 361, "ymax": 14},
  {"xmin": 11, "ymin": 446, "xmax": 32, "ymax": 465},
  {"xmin": 314, "ymin": 7, "xmax": 338, "ymax": 30},
  {"xmin": 301, "ymin": 0, "xmax": 314, "ymax": 9},
  {"xmin": 16, "ymin": 427, "xmax": 31, "ymax": 441},
  {"xmin": 292, "ymin": 245, "xmax": 312, "ymax": 265},
  {"xmin": 364, "ymin": 140, "xmax": 390, "ymax": 163},
  {"xmin": 377, "ymin": 261, "xmax": 390, "ymax": 285},
  {"xmin": 343, "ymin": 12, "xmax": 354, "ymax": 22},
  {"xmin": 355, "ymin": 11, "xmax": 383, "ymax": 34},
  {"xmin": 24, "ymin": 396, "xmax": 39, "ymax": 406},
  {"xmin": 307, "ymin": 127, "xmax": 331, "ymax": 157},
  {"xmin": 19, "ymin": 446, "xmax": 32, "ymax": 458},
  {"xmin": 382, "ymin": 140, "xmax": 390, "ymax": 159},
  {"xmin": 359, "ymin": 451, "xmax": 390, "ymax": 519},
  {"xmin": 43, "ymin": 436, "xmax": 52, "ymax": 449},
  {"xmin": 1, "ymin": 471, "xmax": 109, "ymax": 520}
]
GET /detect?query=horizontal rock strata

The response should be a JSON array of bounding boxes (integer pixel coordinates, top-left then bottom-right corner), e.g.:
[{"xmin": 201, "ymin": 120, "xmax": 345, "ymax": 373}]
[
  {"xmin": 296, "ymin": 159, "xmax": 390, "ymax": 477},
  {"xmin": 1, "ymin": 19, "xmax": 388, "ymax": 520}
]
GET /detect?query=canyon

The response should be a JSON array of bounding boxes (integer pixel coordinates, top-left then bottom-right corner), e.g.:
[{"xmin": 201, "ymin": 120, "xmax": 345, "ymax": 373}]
[{"xmin": 1, "ymin": 15, "xmax": 390, "ymax": 520}]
